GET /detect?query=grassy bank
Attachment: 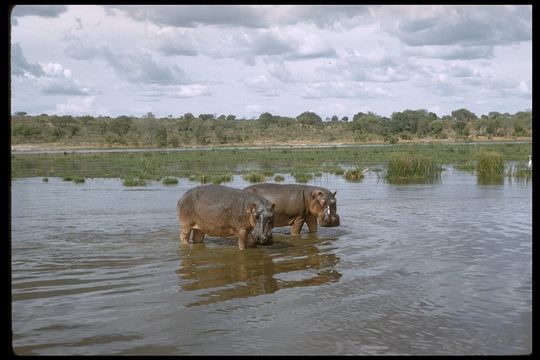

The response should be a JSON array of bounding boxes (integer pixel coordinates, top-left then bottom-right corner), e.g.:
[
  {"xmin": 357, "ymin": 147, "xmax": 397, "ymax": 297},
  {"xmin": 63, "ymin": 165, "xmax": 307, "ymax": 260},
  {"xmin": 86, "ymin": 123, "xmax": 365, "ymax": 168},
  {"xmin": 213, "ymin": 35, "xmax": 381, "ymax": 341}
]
[{"xmin": 11, "ymin": 143, "xmax": 531, "ymax": 182}]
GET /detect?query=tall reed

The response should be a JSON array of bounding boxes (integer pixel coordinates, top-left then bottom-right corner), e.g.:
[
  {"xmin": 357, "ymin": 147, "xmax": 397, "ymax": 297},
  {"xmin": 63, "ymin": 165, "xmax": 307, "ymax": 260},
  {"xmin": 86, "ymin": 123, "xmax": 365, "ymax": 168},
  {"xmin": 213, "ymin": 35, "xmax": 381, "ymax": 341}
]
[
  {"xmin": 385, "ymin": 152, "xmax": 441, "ymax": 182},
  {"xmin": 476, "ymin": 151, "xmax": 504, "ymax": 177}
]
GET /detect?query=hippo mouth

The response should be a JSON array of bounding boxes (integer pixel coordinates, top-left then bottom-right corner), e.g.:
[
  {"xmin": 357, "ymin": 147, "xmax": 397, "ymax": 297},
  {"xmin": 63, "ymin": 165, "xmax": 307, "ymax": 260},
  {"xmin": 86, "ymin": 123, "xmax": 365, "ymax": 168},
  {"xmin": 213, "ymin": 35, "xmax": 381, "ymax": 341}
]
[
  {"xmin": 248, "ymin": 233, "xmax": 274, "ymax": 246},
  {"xmin": 319, "ymin": 207, "xmax": 340, "ymax": 227}
]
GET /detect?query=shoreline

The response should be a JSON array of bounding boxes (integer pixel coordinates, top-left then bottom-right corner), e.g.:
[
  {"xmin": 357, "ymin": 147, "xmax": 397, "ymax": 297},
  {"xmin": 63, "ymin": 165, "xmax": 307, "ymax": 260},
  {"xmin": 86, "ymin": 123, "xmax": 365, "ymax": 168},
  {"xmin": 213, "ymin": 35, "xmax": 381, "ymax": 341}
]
[{"xmin": 10, "ymin": 137, "xmax": 532, "ymax": 154}]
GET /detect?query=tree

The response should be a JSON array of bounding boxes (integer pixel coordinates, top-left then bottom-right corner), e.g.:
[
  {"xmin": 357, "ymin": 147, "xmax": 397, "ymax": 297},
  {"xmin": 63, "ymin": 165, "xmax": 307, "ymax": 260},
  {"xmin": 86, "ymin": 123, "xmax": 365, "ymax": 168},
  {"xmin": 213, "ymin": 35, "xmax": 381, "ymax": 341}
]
[
  {"xmin": 296, "ymin": 111, "xmax": 322, "ymax": 126},
  {"xmin": 331, "ymin": 115, "xmax": 339, "ymax": 122},
  {"xmin": 143, "ymin": 112, "xmax": 155, "ymax": 119},
  {"xmin": 226, "ymin": 114, "xmax": 236, "ymax": 121},
  {"xmin": 198, "ymin": 113, "xmax": 215, "ymax": 121},
  {"xmin": 341, "ymin": 116, "xmax": 349, "ymax": 122},
  {"xmin": 14, "ymin": 111, "xmax": 27, "ymax": 117},
  {"xmin": 258, "ymin": 112, "xmax": 276, "ymax": 129}
]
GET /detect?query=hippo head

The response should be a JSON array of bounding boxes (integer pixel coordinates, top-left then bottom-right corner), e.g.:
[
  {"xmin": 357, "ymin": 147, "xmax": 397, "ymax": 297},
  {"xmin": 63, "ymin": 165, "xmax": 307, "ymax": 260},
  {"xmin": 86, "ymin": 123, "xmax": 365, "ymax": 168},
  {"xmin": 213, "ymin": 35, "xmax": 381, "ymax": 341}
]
[
  {"xmin": 249, "ymin": 202, "xmax": 275, "ymax": 245},
  {"xmin": 309, "ymin": 189, "xmax": 340, "ymax": 227}
]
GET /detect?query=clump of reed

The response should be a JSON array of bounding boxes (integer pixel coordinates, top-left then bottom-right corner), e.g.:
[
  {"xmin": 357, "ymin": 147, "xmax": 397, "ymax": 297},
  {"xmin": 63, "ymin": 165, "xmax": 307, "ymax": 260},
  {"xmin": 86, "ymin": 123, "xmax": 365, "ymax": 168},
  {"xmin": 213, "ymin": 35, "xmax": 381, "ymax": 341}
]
[
  {"xmin": 243, "ymin": 171, "xmax": 267, "ymax": 183},
  {"xmin": 385, "ymin": 152, "xmax": 441, "ymax": 182},
  {"xmin": 293, "ymin": 172, "xmax": 313, "ymax": 183},
  {"xmin": 476, "ymin": 150, "xmax": 504, "ymax": 178},
  {"xmin": 454, "ymin": 160, "xmax": 476, "ymax": 172},
  {"xmin": 274, "ymin": 175, "xmax": 285, "ymax": 182},
  {"xmin": 162, "ymin": 177, "xmax": 178, "ymax": 185},
  {"xmin": 343, "ymin": 167, "xmax": 365, "ymax": 182},
  {"xmin": 62, "ymin": 175, "xmax": 85, "ymax": 183},
  {"xmin": 122, "ymin": 176, "xmax": 147, "ymax": 186},
  {"xmin": 188, "ymin": 172, "xmax": 233, "ymax": 184},
  {"xmin": 42, "ymin": 177, "xmax": 48, "ymax": 182}
]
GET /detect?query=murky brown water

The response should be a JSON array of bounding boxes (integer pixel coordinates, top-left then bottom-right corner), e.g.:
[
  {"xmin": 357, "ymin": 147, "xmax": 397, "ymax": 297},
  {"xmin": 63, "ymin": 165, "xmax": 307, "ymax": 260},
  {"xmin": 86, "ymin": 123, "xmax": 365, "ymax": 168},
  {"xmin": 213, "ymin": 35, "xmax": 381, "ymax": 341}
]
[{"xmin": 11, "ymin": 167, "xmax": 532, "ymax": 355}]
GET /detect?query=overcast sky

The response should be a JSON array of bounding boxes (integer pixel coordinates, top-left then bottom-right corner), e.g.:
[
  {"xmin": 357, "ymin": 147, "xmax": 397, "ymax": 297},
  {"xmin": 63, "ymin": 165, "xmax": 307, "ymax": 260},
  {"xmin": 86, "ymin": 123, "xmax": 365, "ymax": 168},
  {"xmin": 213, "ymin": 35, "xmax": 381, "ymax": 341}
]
[{"xmin": 10, "ymin": 5, "xmax": 532, "ymax": 119}]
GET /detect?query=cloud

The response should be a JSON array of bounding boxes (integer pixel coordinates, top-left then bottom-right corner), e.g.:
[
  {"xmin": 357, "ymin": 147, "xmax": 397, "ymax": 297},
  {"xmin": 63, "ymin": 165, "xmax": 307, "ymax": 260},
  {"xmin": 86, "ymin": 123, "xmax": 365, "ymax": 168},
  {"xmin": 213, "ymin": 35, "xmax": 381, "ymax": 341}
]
[
  {"xmin": 106, "ymin": 5, "xmax": 269, "ymax": 28},
  {"xmin": 54, "ymin": 96, "xmax": 96, "ymax": 114},
  {"xmin": 175, "ymin": 84, "xmax": 211, "ymax": 98},
  {"xmin": 103, "ymin": 48, "xmax": 189, "ymax": 85},
  {"xmin": 65, "ymin": 42, "xmax": 191, "ymax": 85},
  {"xmin": 11, "ymin": 44, "xmax": 90, "ymax": 96},
  {"xmin": 381, "ymin": 5, "xmax": 531, "ymax": 47},
  {"xmin": 322, "ymin": 50, "xmax": 412, "ymax": 83},
  {"xmin": 403, "ymin": 44, "xmax": 494, "ymax": 60},
  {"xmin": 106, "ymin": 5, "xmax": 372, "ymax": 30},
  {"xmin": 12, "ymin": 5, "xmax": 68, "ymax": 24},
  {"xmin": 11, "ymin": 43, "xmax": 44, "ymax": 77},
  {"xmin": 300, "ymin": 81, "xmax": 390, "ymax": 99}
]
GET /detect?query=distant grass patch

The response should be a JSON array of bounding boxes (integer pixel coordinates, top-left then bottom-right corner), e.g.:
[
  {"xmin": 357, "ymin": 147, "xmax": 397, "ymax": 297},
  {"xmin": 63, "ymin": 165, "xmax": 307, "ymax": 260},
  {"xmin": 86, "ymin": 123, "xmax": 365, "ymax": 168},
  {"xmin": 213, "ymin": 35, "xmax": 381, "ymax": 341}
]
[
  {"xmin": 293, "ymin": 172, "xmax": 313, "ymax": 183},
  {"xmin": 122, "ymin": 176, "xmax": 147, "ymax": 186},
  {"xmin": 162, "ymin": 177, "xmax": 178, "ymax": 185},
  {"xmin": 243, "ymin": 171, "xmax": 267, "ymax": 183},
  {"xmin": 62, "ymin": 175, "xmax": 85, "ymax": 183},
  {"xmin": 343, "ymin": 167, "xmax": 365, "ymax": 182},
  {"xmin": 454, "ymin": 160, "xmax": 476, "ymax": 172},
  {"xmin": 274, "ymin": 175, "xmax": 285, "ymax": 182},
  {"xmin": 477, "ymin": 151, "xmax": 504, "ymax": 178},
  {"xmin": 385, "ymin": 152, "xmax": 441, "ymax": 182}
]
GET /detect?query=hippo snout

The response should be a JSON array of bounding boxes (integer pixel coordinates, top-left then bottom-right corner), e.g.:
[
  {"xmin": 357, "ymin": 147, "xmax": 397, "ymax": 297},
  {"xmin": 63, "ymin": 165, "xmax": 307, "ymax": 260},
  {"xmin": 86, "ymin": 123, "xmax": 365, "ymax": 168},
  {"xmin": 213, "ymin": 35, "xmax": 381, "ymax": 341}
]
[
  {"xmin": 252, "ymin": 232, "xmax": 274, "ymax": 245},
  {"xmin": 319, "ymin": 208, "xmax": 340, "ymax": 227}
]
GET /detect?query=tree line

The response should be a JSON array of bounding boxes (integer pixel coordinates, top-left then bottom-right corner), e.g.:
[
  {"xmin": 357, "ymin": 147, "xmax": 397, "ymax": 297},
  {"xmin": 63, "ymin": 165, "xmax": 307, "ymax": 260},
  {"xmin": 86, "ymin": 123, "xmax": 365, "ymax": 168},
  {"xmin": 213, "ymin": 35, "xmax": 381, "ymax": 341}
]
[{"xmin": 11, "ymin": 108, "xmax": 532, "ymax": 147}]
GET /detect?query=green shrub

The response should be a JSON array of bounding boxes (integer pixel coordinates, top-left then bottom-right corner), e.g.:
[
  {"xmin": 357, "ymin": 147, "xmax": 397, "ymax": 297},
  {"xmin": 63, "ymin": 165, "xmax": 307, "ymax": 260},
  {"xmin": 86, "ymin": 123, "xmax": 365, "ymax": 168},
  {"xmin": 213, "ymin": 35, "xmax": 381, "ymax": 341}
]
[
  {"xmin": 477, "ymin": 151, "xmax": 504, "ymax": 177},
  {"xmin": 343, "ymin": 167, "xmax": 365, "ymax": 182},
  {"xmin": 162, "ymin": 177, "xmax": 178, "ymax": 185},
  {"xmin": 243, "ymin": 171, "xmax": 267, "ymax": 183},
  {"xmin": 385, "ymin": 152, "xmax": 441, "ymax": 182},
  {"xmin": 122, "ymin": 177, "xmax": 147, "ymax": 186}
]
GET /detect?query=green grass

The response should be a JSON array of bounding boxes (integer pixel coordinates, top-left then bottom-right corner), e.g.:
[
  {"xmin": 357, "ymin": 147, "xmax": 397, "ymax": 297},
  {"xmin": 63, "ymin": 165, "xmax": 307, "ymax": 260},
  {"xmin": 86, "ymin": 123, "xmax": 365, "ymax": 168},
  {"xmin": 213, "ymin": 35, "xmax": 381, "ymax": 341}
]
[
  {"xmin": 293, "ymin": 172, "xmax": 313, "ymax": 183},
  {"xmin": 162, "ymin": 177, "xmax": 178, "ymax": 185},
  {"xmin": 343, "ymin": 167, "xmax": 365, "ymax": 182},
  {"xmin": 385, "ymin": 152, "xmax": 441, "ymax": 182},
  {"xmin": 11, "ymin": 143, "xmax": 531, "ymax": 180},
  {"xmin": 476, "ymin": 150, "xmax": 504, "ymax": 177},
  {"xmin": 62, "ymin": 175, "xmax": 85, "ymax": 183},
  {"xmin": 122, "ymin": 177, "xmax": 147, "ymax": 186},
  {"xmin": 243, "ymin": 171, "xmax": 267, "ymax": 183}
]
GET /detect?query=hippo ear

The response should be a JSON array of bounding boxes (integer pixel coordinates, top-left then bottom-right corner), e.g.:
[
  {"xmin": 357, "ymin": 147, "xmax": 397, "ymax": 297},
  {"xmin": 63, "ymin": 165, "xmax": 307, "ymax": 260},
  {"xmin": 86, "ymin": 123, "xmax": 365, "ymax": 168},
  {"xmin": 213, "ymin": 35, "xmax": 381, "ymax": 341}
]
[
  {"xmin": 270, "ymin": 203, "xmax": 275, "ymax": 211},
  {"xmin": 312, "ymin": 190, "xmax": 323, "ymax": 199},
  {"xmin": 333, "ymin": 191, "xmax": 337, "ymax": 197}
]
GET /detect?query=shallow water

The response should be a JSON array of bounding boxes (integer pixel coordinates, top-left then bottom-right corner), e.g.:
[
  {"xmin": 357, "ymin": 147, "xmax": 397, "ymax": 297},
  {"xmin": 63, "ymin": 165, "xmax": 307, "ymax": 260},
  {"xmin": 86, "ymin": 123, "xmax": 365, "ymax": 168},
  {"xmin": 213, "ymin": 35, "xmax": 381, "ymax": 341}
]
[{"xmin": 11, "ymin": 167, "xmax": 532, "ymax": 355}]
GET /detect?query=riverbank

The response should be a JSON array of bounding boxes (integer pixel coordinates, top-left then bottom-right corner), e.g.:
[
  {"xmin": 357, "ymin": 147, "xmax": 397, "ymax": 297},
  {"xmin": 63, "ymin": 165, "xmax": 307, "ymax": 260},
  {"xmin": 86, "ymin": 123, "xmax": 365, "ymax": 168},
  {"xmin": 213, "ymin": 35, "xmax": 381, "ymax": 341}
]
[
  {"xmin": 10, "ymin": 136, "xmax": 532, "ymax": 154},
  {"xmin": 11, "ymin": 141, "xmax": 532, "ymax": 181}
]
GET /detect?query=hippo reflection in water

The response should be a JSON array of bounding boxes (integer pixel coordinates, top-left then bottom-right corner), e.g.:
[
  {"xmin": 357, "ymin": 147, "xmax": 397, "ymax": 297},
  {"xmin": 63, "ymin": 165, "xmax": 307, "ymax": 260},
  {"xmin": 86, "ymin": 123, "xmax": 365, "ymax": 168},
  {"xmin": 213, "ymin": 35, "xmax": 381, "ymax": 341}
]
[
  {"xmin": 177, "ymin": 184, "xmax": 275, "ymax": 250},
  {"xmin": 244, "ymin": 183, "xmax": 340, "ymax": 235}
]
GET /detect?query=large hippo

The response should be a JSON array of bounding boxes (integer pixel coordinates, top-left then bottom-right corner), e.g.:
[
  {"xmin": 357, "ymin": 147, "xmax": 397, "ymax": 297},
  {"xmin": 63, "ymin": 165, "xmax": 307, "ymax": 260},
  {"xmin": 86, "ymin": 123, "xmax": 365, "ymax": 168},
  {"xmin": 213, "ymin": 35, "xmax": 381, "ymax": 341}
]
[
  {"xmin": 244, "ymin": 183, "xmax": 340, "ymax": 235},
  {"xmin": 177, "ymin": 184, "xmax": 275, "ymax": 250}
]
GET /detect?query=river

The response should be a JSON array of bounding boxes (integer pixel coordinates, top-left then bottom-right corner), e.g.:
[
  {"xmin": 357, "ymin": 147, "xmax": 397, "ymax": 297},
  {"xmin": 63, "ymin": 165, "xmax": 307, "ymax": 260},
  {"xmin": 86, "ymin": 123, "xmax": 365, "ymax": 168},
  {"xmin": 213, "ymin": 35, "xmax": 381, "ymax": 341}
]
[{"xmin": 10, "ymin": 166, "xmax": 532, "ymax": 355}]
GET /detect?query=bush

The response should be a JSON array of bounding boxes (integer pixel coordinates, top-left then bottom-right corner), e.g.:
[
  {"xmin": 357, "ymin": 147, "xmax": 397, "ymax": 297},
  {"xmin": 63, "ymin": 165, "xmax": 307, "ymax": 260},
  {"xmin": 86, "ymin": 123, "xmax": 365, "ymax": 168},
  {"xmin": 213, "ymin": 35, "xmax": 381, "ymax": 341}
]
[
  {"xmin": 385, "ymin": 152, "xmax": 441, "ymax": 182},
  {"xmin": 477, "ymin": 151, "xmax": 504, "ymax": 177},
  {"xmin": 343, "ymin": 167, "xmax": 365, "ymax": 182},
  {"xmin": 243, "ymin": 171, "xmax": 267, "ymax": 183}
]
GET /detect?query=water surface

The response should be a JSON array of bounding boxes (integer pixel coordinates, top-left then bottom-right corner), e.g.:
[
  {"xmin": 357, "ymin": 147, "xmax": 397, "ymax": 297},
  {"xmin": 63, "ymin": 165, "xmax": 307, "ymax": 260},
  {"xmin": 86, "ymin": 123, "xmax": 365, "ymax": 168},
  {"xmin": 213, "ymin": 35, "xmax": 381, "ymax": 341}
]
[{"xmin": 11, "ymin": 167, "xmax": 532, "ymax": 355}]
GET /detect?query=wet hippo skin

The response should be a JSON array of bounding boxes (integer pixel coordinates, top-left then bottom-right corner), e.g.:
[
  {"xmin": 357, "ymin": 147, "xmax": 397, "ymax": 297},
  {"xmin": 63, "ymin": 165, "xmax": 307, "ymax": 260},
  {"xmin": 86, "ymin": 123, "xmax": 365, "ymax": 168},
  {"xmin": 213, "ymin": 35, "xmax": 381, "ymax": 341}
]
[
  {"xmin": 244, "ymin": 183, "xmax": 340, "ymax": 235},
  {"xmin": 177, "ymin": 184, "xmax": 275, "ymax": 250}
]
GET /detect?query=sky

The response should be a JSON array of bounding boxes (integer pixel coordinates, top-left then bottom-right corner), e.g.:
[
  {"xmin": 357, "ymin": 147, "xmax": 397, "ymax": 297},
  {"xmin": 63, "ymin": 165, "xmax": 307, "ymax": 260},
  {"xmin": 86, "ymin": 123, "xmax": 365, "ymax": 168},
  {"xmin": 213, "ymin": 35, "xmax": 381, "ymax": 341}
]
[{"xmin": 10, "ymin": 5, "xmax": 532, "ymax": 120}]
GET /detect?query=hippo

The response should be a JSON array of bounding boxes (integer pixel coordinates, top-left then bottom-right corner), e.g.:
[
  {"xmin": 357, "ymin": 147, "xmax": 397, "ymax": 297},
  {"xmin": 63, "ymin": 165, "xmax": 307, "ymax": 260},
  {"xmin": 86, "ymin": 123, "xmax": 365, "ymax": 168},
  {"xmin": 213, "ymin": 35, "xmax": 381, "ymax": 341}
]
[
  {"xmin": 244, "ymin": 183, "xmax": 340, "ymax": 235},
  {"xmin": 177, "ymin": 184, "xmax": 275, "ymax": 250}
]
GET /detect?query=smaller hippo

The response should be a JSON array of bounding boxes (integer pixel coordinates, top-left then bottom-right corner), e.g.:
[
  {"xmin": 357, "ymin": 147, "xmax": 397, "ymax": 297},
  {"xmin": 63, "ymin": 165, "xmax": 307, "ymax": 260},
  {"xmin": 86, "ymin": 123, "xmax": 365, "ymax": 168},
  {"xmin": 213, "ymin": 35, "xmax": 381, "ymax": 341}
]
[
  {"xmin": 177, "ymin": 184, "xmax": 275, "ymax": 250},
  {"xmin": 244, "ymin": 183, "xmax": 340, "ymax": 235}
]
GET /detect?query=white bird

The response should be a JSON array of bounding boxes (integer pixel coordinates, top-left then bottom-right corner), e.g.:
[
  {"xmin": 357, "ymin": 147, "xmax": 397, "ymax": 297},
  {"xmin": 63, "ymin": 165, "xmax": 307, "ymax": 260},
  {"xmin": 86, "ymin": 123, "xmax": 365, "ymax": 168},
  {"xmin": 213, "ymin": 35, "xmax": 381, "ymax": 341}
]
[{"xmin": 528, "ymin": 155, "xmax": 532, "ymax": 170}]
